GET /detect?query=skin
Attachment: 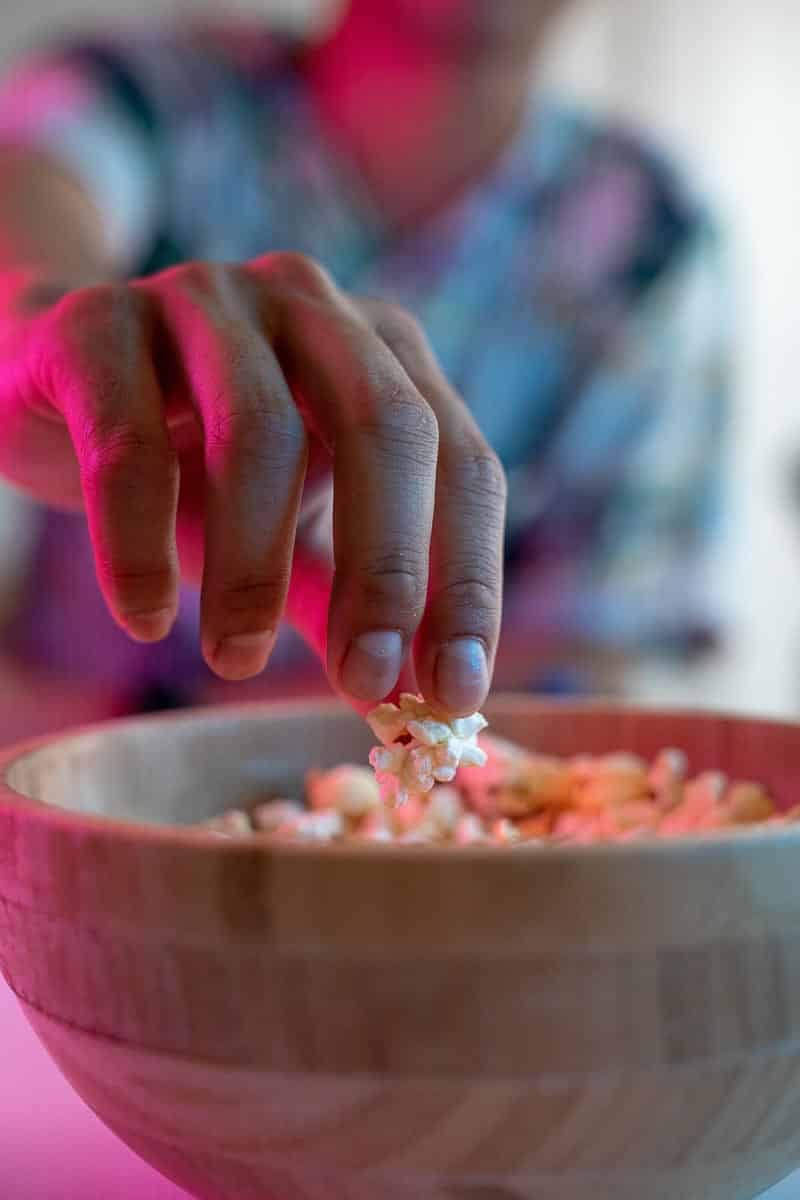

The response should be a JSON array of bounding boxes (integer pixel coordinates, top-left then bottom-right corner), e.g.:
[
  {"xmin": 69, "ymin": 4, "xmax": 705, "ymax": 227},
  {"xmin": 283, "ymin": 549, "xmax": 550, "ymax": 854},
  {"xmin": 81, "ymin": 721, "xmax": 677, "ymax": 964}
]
[{"xmin": 0, "ymin": 0, "xmax": 570, "ymax": 716}]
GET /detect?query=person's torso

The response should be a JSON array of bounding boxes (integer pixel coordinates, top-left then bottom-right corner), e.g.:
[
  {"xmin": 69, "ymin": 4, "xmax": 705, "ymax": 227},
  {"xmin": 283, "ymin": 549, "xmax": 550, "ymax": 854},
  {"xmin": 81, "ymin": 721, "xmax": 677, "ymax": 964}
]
[{"xmin": 7, "ymin": 26, "xmax": 707, "ymax": 697}]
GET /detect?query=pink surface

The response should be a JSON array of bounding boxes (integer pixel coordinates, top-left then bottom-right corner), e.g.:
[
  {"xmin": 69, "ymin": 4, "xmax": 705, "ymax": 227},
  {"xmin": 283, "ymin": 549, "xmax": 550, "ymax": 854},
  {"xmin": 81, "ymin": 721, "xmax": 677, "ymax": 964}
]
[{"xmin": 0, "ymin": 982, "xmax": 189, "ymax": 1200}]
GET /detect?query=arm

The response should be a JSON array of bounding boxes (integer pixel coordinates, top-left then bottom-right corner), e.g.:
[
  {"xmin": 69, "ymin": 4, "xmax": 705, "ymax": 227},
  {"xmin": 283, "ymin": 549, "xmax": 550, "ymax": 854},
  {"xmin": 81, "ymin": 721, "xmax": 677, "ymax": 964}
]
[
  {"xmin": 0, "ymin": 148, "xmax": 121, "ymax": 511},
  {"xmin": 0, "ymin": 144, "xmax": 506, "ymax": 716},
  {"xmin": 0, "ymin": 146, "xmax": 112, "ymax": 289}
]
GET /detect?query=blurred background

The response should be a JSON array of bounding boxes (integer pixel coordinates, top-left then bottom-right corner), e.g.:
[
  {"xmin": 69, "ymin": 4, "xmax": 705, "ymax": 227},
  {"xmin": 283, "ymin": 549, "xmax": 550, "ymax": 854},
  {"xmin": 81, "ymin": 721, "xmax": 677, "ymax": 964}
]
[
  {"xmin": 0, "ymin": 0, "xmax": 798, "ymax": 724},
  {"xmin": 1, "ymin": 15, "xmax": 800, "ymax": 1197}
]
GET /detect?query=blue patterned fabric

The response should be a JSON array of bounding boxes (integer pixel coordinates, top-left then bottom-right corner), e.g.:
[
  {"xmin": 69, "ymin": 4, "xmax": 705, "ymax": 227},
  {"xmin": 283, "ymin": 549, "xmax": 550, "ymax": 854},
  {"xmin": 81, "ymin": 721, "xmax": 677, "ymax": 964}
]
[{"xmin": 0, "ymin": 25, "xmax": 729, "ymax": 699}]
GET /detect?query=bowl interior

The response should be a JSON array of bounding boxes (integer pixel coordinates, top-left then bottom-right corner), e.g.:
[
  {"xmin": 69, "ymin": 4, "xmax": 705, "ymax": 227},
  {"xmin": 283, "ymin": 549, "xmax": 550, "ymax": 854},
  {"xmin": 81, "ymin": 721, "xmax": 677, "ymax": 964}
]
[
  {"xmin": 5, "ymin": 698, "xmax": 800, "ymax": 828},
  {"xmin": 4, "ymin": 703, "xmax": 375, "ymax": 826}
]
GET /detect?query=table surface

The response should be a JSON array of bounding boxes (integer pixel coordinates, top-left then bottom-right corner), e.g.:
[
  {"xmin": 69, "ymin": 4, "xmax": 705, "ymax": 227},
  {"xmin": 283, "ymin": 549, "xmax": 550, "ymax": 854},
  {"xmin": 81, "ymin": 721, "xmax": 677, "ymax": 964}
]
[
  {"xmin": 0, "ymin": 983, "xmax": 188, "ymax": 1200},
  {"xmin": 2, "ymin": 982, "xmax": 799, "ymax": 1200}
]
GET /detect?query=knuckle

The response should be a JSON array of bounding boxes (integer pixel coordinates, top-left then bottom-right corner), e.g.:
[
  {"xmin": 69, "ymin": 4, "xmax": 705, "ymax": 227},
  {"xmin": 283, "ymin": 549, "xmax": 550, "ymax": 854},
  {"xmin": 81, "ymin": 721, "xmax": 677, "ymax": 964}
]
[
  {"xmin": 40, "ymin": 284, "xmax": 141, "ymax": 381},
  {"xmin": 357, "ymin": 379, "xmax": 439, "ymax": 457},
  {"xmin": 155, "ymin": 262, "xmax": 240, "ymax": 330},
  {"xmin": 254, "ymin": 251, "xmax": 333, "ymax": 298},
  {"xmin": 206, "ymin": 401, "xmax": 306, "ymax": 469},
  {"xmin": 218, "ymin": 573, "xmax": 287, "ymax": 618},
  {"xmin": 438, "ymin": 571, "xmax": 501, "ymax": 624},
  {"xmin": 81, "ymin": 420, "xmax": 175, "ymax": 489},
  {"xmin": 57, "ymin": 282, "xmax": 139, "ymax": 332},
  {"xmin": 444, "ymin": 441, "xmax": 507, "ymax": 505},
  {"xmin": 162, "ymin": 260, "xmax": 220, "ymax": 297},
  {"xmin": 98, "ymin": 558, "xmax": 175, "ymax": 601},
  {"xmin": 371, "ymin": 301, "xmax": 427, "ymax": 352},
  {"xmin": 359, "ymin": 553, "xmax": 427, "ymax": 620},
  {"xmin": 34, "ymin": 285, "xmax": 148, "ymax": 408}
]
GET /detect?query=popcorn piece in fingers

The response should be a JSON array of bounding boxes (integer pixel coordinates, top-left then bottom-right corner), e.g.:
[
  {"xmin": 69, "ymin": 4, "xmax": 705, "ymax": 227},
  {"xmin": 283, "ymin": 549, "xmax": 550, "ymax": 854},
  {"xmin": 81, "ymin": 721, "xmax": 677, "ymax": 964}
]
[{"xmin": 366, "ymin": 693, "xmax": 489, "ymax": 807}]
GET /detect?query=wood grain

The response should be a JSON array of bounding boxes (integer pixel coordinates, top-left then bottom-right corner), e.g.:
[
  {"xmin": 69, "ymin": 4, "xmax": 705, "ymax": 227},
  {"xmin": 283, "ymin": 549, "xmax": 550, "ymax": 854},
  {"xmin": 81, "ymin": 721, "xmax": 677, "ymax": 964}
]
[{"xmin": 2, "ymin": 699, "xmax": 800, "ymax": 1199}]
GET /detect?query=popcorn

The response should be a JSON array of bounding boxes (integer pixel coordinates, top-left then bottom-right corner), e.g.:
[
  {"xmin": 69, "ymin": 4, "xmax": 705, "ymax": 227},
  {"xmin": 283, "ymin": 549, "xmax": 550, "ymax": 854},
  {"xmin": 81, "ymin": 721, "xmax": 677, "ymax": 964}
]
[
  {"xmin": 454, "ymin": 812, "xmax": 486, "ymax": 844},
  {"xmin": 366, "ymin": 703, "xmax": 409, "ymax": 747},
  {"xmin": 291, "ymin": 810, "xmax": 344, "ymax": 841},
  {"xmin": 516, "ymin": 812, "xmax": 552, "ymax": 839},
  {"xmin": 353, "ymin": 809, "xmax": 394, "ymax": 842},
  {"xmin": 360, "ymin": 826, "xmax": 393, "ymax": 843},
  {"xmin": 369, "ymin": 746, "xmax": 406, "ymax": 775},
  {"xmin": 613, "ymin": 800, "xmax": 659, "ymax": 833},
  {"xmin": 366, "ymin": 694, "xmax": 488, "ymax": 806},
  {"xmin": 409, "ymin": 745, "xmax": 435, "ymax": 792},
  {"xmin": 406, "ymin": 718, "xmax": 453, "ymax": 747},
  {"xmin": 649, "ymin": 748, "xmax": 687, "ymax": 812},
  {"xmin": 451, "ymin": 713, "xmax": 489, "ymax": 739},
  {"xmin": 725, "ymin": 782, "xmax": 774, "ymax": 824},
  {"xmin": 658, "ymin": 770, "xmax": 729, "ymax": 834},
  {"xmin": 200, "ymin": 709, "xmax": 788, "ymax": 849},
  {"xmin": 572, "ymin": 753, "xmax": 649, "ymax": 811},
  {"xmin": 426, "ymin": 786, "xmax": 463, "ymax": 836},
  {"xmin": 203, "ymin": 808, "xmax": 253, "ymax": 836},
  {"xmin": 398, "ymin": 829, "xmax": 435, "ymax": 844},
  {"xmin": 398, "ymin": 693, "xmax": 429, "ymax": 719},
  {"xmin": 489, "ymin": 818, "xmax": 520, "ymax": 845},
  {"xmin": 495, "ymin": 754, "xmax": 572, "ymax": 817},
  {"xmin": 252, "ymin": 800, "xmax": 303, "ymax": 833},
  {"xmin": 458, "ymin": 741, "xmax": 489, "ymax": 768},
  {"xmin": 306, "ymin": 764, "xmax": 380, "ymax": 817},
  {"xmin": 390, "ymin": 795, "xmax": 424, "ymax": 835},
  {"xmin": 431, "ymin": 743, "xmax": 459, "ymax": 783}
]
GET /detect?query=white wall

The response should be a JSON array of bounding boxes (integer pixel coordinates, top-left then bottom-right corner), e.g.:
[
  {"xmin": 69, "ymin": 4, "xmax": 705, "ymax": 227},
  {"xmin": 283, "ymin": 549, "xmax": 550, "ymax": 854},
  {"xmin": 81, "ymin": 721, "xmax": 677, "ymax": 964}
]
[
  {"xmin": 1, "ymin": 0, "xmax": 798, "ymax": 716},
  {"xmin": 543, "ymin": 0, "xmax": 800, "ymax": 715},
  {"xmin": 0, "ymin": 0, "xmax": 327, "ymax": 63}
]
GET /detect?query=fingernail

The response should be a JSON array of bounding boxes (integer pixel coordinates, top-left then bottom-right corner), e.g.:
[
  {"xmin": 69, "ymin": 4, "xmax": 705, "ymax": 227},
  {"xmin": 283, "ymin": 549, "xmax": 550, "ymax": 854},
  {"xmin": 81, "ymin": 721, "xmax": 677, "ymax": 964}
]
[
  {"xmin": 126, "ymin": 608, "xmax": 176, "ymax": 643},
  {"xmin": 434, "ymin": 638, "xmax": 489, "ymax": 715},
  {"xmin": 210, "ymin": 631, "xmax": 275, "ymax": 680},
  {"xmin": 341, "ymin": 630, "xmax": 403, "ymax": 701}
]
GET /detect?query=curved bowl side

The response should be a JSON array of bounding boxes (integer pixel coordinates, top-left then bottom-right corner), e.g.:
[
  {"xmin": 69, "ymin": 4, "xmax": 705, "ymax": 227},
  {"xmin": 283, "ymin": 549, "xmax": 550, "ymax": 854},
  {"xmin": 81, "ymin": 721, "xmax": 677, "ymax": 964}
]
[
  {"xmin": 4, "ymin": 701, "xmax": 800, "ymax": 1199},
  {"xmin": 21, "ymin": 1001, "xmax": 799, "ymax": 1200}
]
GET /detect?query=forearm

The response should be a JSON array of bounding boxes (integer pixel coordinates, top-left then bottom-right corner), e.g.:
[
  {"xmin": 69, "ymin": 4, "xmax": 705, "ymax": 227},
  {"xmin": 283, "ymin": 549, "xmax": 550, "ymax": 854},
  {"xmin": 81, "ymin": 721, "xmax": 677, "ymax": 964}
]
[{"xmin": 0, "ymin": 146, "xmax": 113, "ymax": 313}]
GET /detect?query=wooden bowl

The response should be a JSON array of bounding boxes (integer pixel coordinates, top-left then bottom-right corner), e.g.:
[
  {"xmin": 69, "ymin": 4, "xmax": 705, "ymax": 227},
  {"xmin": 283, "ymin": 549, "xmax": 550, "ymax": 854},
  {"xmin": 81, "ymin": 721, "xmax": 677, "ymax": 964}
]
[{"xmin": 2, "ymin": 697, "xmax": 800, "ymax": 1200}]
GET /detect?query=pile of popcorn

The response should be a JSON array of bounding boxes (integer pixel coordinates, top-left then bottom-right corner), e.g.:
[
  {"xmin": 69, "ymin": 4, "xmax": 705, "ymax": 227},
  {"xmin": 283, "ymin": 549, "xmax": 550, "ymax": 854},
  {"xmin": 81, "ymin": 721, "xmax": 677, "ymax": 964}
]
[{"xmin": 203, "ymin": 695, "xmax": 796, "ymax": 846}]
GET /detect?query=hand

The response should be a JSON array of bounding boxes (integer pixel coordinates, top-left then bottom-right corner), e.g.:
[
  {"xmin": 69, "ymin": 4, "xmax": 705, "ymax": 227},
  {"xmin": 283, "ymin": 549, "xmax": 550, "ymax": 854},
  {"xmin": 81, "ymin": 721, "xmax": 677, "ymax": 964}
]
[{"xmin": 0, "ymin": 253, "xmax": 506, "ymax": 713}]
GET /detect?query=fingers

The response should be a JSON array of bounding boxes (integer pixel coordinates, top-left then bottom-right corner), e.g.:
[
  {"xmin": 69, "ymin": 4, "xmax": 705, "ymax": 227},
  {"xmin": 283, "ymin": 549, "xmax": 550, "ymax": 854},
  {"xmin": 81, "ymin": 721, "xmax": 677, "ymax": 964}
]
[
  {"xmin": 329, "ymin": 368, "xmax": 437, "ymax": 702},
  {"xmin": 150, "ymin": 262, "xmax": 307, "ymax": 680},
  {"xmin": 253, "ymin": 253, "xmax": 439, "ymax": 703},
  {"xmin": 363, "ymin": 299, "xmax": 506, "ymax": 716},
  {"xmin": 33, "ymin": 255, "xmax": 502, "ymax": 715},
  {"xmin": 36, "ymin": 284, "xmax": 180, "ymax": 641}
]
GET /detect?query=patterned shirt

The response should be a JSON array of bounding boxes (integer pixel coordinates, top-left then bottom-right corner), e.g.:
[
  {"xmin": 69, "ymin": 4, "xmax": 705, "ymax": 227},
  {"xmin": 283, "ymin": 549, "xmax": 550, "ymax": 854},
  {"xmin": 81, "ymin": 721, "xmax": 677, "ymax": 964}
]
[{"xmin": 0, "ymin": 23, "xmax": 729, "ymax": 702}]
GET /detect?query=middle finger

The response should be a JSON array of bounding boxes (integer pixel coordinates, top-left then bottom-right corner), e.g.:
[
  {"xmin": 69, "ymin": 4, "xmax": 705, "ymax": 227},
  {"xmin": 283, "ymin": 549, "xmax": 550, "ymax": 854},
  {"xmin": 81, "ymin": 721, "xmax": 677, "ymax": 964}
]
[{"xmin": 148, "ymin": 263, "xmax": 308, "ymax": 680}]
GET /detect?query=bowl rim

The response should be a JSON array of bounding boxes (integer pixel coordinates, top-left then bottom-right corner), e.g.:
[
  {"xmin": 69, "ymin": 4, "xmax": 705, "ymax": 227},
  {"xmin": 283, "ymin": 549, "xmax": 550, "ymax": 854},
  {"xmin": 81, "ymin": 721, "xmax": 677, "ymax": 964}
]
[{"xmin": 2, "ymin": 694, "xmax": 800, "ymax": 863}]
